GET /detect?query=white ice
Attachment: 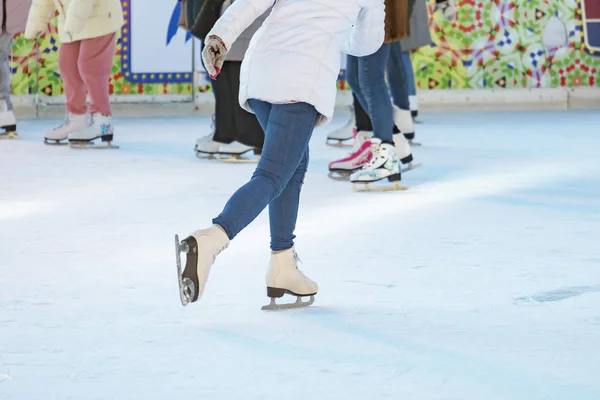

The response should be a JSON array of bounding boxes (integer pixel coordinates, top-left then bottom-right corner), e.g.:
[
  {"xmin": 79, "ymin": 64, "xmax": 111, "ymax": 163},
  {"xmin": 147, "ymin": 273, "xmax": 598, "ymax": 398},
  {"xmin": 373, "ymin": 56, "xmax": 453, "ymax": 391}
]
[{"xmin": 1, "ymin": 109, "xmax": 600, "ymax": 400}]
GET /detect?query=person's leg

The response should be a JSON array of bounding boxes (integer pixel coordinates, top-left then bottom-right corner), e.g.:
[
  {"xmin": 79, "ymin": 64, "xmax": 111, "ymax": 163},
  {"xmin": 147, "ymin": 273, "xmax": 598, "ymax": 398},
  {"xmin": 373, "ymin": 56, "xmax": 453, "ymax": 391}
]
[
  {"xmin": 358, "ymin": 43, "xmax": 394, "ymax": 143},
  {"xmin": 0, "ymin": 31, "xmax": 13, "ymax": 111},
  {"xmin": 58, "ymin": 40, "xmax": 87, "ymax": 115},
  {"xmin": 387, "ymin": 42, "xmax": 410, "ymax": 111},
  {"xmin": 212, "ymin": 61, "xmax": 238, "ymax": 144},
  {"xmin": 401, "ymin": 50, "xmax": 416, "ymax": 97},
  {"xmin": 387, "ymin": 42, "xmax": 416, "ymax": 144},
  {"xmin": 212, "ymin": 101, "xmax": 318, "ymax": 240},
  {"xmin": 224, "ymin": 61, "xmax": 264, "ymax": 149},
  {"xmin": 78, "ymin": 33, "xmax": 116, "ymax": 115},
  {"xmin": 353, "ymin": 92, "xmax": 372, "ymax": 132},
  {"xmin": 268, "ymin": 148, "xmax": 308, "ymax": 251}
]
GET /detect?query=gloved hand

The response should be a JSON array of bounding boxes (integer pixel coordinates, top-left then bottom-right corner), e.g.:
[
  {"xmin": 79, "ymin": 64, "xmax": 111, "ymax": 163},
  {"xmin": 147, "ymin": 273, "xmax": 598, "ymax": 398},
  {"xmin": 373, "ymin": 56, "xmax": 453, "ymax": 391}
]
[
  {"xmin": 435, "ymin": 0, "xmax": 457, "ymax": 22},
  {"xmin": 201, "ymin": 35, "xmax": 228, "ymax": 79}
]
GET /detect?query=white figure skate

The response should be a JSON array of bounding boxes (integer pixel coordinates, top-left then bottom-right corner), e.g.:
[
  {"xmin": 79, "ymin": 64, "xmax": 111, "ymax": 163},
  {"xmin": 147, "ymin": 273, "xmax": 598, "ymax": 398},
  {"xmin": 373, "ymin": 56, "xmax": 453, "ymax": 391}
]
[
  {"xmin": 393, "ymin": 105, "xmax": 420, "ymax": 146},
  {"xmin": 175, "ymin": 225, "xmax": 230, "ymax": 306},
  {"xmin": 326, "ymin": 106, "xmax": 355, "ymax": 147},
  {"xmin": 0, "ymin": 100, "xmax": 18, "ymax": 139},
  {"xmin": 350, "ymin": 139, "xmax": 408, "ymax": 192},
  {"xmin": 262, "ymin": 247, "xmax": 318, "ymax": 310},
  {"xmin": 68, "ymin": 113, "xmax": 118, "ymax": 149},
  {"xmin": 44, "ymin": 113, "xmax": 88, "ymax": 145},
  {"xmin": 217, "ymin": 141, "xmax": 261, "ymax": 163}
]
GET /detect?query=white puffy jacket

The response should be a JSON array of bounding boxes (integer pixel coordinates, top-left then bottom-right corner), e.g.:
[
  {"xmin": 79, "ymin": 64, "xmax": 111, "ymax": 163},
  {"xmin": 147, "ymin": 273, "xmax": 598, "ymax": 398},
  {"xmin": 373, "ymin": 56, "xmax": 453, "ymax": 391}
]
[
  {"xmin": 207, "ymin": 0, "xmax": 385, "ymax": 125},
  {"xmin": 24, "ymin": 0, "xmax": 123, "ymax": 43}
]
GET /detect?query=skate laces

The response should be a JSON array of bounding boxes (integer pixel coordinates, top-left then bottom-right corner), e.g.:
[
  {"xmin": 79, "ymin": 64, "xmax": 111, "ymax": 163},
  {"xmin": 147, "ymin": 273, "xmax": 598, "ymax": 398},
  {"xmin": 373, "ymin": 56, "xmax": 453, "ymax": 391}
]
[{"xmin": 293, "ymin": 251, "xmax": 312, "ymax": 283}]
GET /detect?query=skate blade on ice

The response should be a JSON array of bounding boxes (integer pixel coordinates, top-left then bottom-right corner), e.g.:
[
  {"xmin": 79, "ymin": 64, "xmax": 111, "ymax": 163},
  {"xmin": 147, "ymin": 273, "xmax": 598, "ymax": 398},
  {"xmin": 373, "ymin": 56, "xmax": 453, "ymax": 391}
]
[
  {"xmin": 0, "ymin": 131, "xmax": 20, "ymax": 139},
  {"xmin": 174, "ymin": 234, "xmax": 195, "ymax": 306},
  {"xmin": 262, "ymin": 290, "xmax": 315, "ymax": 311},
  {"xmin": 44, "ymin": 139, "xmax": 68, "ymax": 146},
  {"xmin": 408, "ymin": 139, "xmax": 422, "ymax": 147},
  {"xmin": 352, "ymin": 181, "xmax": 408, "ymax": 192},
  {"xmin": 217, "ymin": 152, "xmax": 260, "ymax": 163},
  {"xmin": 325, "ymin": 138, "xmax": 353, "ymax": 148},
  {"xmin": 327, "ymin": 170, "xmax": 352, "ymax": 181},
  {"xmin": 401, "ymin": 162, "xmax": 422, "ymax": 173},
  {"xmin": 69, "ymin": 140, "xmax": 120, "ymax": 150}
]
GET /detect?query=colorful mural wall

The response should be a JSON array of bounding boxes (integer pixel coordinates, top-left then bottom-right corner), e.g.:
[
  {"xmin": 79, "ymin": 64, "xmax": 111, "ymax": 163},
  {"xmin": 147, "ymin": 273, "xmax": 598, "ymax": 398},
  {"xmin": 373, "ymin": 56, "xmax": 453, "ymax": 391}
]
[{"xmin": 8, "ymin": 0, "xmax": 600, "ymax": 98}]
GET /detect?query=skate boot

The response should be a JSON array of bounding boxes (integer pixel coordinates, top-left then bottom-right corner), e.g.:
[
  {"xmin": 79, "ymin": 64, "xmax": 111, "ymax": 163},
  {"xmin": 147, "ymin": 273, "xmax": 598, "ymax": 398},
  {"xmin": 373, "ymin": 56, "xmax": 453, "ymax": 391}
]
[
  {"xmin": 328, "ymin": 131, "xmax": 374, "ymax": 180},
  {"xmin": 69, "ymin": 113, "xmax": 117, "ymax": 149},
  {"xmin": 0, "ymin": 100, "xmax": 18, "ymax": 139},
  {"xmin": 175, "ymin": 225, "xmax": 230, "ymax": 306},
  {"xmin": 350, "ymin": 139, "xmax": 408, "ymax": 192},
  {"xmin": 393, "ymin": 133, "xmax": 421, "ymax": 173},
  {"xmin": 217, "ymin": 141, "xmax": 261, "ymax": 163},
  {"xmin": 262, "ymin": 247, "xmax": 318, "ymax": 310},
  {"xmin": 195, "ymin": 133, "xmax": 223, "ymax": 159},
  {"xmin": 393, "ymin": 105, "xmax": 419, "ymax": 145},
  {"xmin": 409, "ymin": 95, "xmax": 421, "ymax": 122},
  {"xmin": 44, "ymin": 113, "xmax": 88, "ymax": 145},
  {"xmin": 326, "ymin": 106, "xmax": 355, "ymax": 147}
]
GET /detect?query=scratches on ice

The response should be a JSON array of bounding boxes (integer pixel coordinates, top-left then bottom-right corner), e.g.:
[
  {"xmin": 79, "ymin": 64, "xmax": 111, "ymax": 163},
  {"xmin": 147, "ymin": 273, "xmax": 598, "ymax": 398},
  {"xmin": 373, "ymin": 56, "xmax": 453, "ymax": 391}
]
[{"xmin": 515, "ymin": 285, "xmax": 600, "ymax": 304}]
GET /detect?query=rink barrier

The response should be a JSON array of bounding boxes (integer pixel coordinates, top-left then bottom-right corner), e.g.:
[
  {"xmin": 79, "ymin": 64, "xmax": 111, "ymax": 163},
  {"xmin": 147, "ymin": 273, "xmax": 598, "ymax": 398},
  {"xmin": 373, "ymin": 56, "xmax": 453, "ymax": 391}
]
[{"xmin": 11, "ymin": 87, "xmax": 600, "ymax": 119}]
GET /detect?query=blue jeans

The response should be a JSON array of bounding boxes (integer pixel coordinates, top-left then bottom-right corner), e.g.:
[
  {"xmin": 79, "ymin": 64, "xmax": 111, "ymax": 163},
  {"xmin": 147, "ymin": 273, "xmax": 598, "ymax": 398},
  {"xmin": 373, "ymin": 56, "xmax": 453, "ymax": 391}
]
[
  {"xmin": 346, "ymin": 44, "xmax": 394, "ymax": 143},
  {"xmin": 212, "ymin": 100, "xmax": 318, "ymax": 251},
  {"xmin": 387, "ymin": 42, "xmax": 410, "ymax": 111},
  {"xmin": 401, "ymin": 50, "xmax": 416, "ymax": 96}
]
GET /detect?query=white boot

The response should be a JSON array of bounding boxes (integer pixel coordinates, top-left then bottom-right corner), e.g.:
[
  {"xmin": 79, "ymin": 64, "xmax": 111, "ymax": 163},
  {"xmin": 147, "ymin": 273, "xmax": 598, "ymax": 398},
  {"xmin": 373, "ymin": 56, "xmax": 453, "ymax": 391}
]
[
  {"xmin": 180, "ymin": 225, "xmax": 230, "ymax": 303},
  {"xmin": 393, "ymin": 132, "xmax": 413, "ymax": 165},
  {"xmin": 409, "ymin": 95, "xmax": 419, "ymax": 118},
  {"xmin": 326, "ymin": 106, "xmax": 355, "ymax": 145},
  {"xmin": 69, "ymin": 113, "xmax": 113, "ymax": 143},
  {"xmin": 44, "ymin": 113, "xmax": 88, "ymax": 143},
  {"xmin": 218, "ymin": 141, "xmax": 254, "ymax": 155},
  {"xmin": 393, "ymin": 105, "xmax": 416, "ymax": 141},
  {"xmin": 350, "ymin": 139, "xmax": 401, "ymax": 184},
  {"xmin": 266, "ymin": 247, "xmax": 318, "ymax": 299},
  {"xmin": 0, "ymin": 100, "xmax": 17, "ymax": 137},
  {"xmin": 195, "ymin": 133, "xmax": 222, "ymax": 156}
]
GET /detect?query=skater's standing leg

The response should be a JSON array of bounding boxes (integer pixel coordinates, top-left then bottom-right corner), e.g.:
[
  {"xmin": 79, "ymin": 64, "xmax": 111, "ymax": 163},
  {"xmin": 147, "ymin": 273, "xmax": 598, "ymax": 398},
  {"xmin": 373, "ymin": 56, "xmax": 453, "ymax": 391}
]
[
  {"xmin": 212, "ymin": 101, "xmax": 318, "ymax": 238},
  {"xmin": 388, "ymin": 41, "xmax": 416, "ymax": 146},
  {"xmin": 401, "ymin": 49, "xmax": 418, "ymax": 118},
  {"xmin": 42, "ymin": 39, "xmax": 89, "ymax": 143},
  {"xmin": 69, "ymin": 33, "xmax": 117, "ymax": 144},
  {"xmin": 328, "ymin": 55, "xmax": 377, "ymax": 174}
]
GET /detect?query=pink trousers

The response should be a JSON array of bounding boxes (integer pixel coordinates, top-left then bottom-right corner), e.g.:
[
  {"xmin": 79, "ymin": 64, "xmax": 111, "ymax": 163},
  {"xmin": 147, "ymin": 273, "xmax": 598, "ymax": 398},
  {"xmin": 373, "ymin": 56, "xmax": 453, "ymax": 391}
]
[{"xmin": 58, "ymin": 33, "xmax": 116, "ymax": 116}]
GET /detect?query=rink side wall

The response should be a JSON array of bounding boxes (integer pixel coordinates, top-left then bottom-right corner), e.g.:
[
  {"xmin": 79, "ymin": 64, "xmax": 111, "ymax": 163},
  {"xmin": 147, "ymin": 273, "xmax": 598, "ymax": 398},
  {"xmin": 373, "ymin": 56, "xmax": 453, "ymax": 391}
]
[{"xmin": 7, "ymin": 0, "xmax": 600, "ymax": 118}]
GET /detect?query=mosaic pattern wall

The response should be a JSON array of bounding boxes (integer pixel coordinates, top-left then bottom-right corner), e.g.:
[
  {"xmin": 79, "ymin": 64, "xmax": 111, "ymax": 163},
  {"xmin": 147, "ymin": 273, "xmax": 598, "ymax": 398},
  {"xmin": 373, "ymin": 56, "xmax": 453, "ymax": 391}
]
[{"xmin": 8, "ymin": 0, "xmax": 600, "ymax": 97}]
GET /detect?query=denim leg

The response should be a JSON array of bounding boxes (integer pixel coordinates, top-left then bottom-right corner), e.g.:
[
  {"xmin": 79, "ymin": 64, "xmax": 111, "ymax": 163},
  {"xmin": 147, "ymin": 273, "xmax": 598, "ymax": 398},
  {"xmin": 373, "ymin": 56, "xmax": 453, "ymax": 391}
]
[
  {"xmin": 359, "ymin": 44, "xmax": 394, "ymax": 143},
  {"xmin": 401, "ymin": 50, "xmax": 417, "ymax": 96},
  {"xmin": 212, "ymin": 100, "xmax": 318, "ymax": 241},
  {"xmin": 269, "ymin": 149, "xmax": 309, "ymax": 251},
  {"xmin": 346, "ymin": 55, "xmax": 367, "ymax": 112},
  {"xmin": 387, "ymin": 42, "xmax": 410, "ymax": 111}
]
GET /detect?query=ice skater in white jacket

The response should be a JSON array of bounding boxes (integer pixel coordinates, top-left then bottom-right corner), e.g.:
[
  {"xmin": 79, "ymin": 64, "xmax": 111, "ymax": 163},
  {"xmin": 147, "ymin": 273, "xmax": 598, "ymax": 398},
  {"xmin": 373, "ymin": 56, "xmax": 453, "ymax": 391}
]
[{"xmin": 174, "ymin": 0, "xmax": 385, "ymax": 310}]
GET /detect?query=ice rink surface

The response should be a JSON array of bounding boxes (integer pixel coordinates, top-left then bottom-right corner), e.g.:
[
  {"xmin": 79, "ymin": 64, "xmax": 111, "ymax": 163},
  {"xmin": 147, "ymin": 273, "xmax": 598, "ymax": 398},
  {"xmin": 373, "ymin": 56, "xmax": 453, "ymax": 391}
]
[{"xmin": 1, "ymin": 109, "xmax": 600, "ymax": 400}]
